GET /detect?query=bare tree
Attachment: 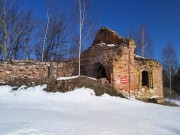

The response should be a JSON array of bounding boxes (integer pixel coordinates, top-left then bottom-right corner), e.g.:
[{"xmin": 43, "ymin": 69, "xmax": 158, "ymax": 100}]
[
  {"xmin": 135, "ymin": 25, "xmax": 154, "ymax": 58},
  {"xmin": 69, "ymin": 35, "xmax": 79, "ymax": 59},
  {"xmin": 0, "ymin": 0, "xmax": 33, "ymax": 60},
  {"xmin": 32, "ymin": 17, "xmax": 44, "ymax": 61},
  {"xmin": 39, "ymin": 0, "xmax": 69, "ymax": 62},
  {"xmin": 76, "ymin": 0, "xmax": 94, "ymax": 76},
  {"xmin": 42, "ymin": 6, "xmax": 50, "ymax": 62},
  {"xmin": 21, "ymin": 10, "xmax": 34, "ymax": 60},
  {"xmin": 10, "ymin": 10, "xmax": 34, "ymax": 60},
  {"xmin": 41, "ymin": 14, "xmax": 68, "ymax": 61},
  {"xmin": 127, "ymin": 27, "xmax": 135, "ymax": 39},
  {"xmin": 162, "ymin": 44, "xmax": 178, "ymax": 99}
]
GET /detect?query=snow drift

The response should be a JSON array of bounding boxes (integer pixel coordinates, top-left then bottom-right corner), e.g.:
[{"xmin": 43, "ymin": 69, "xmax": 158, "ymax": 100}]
[{"xmin": 0, "ymin": 85, "xmax": 180, "ymax": 135}]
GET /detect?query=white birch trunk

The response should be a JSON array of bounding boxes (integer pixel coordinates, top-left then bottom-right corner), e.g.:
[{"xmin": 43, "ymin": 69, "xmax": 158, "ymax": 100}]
[
  {"xmin": 78, "ymin": 0, "xmax": 92, "ymax": 76},
  {"xmin": 78, "ymin": 0, "xmax": 82, "ymax": 76},
  {"xmin": 142, "ymin": 28, "xmax": 145, "ymax": 57},
  {"xmin": 3, "ymin": 0, "xmax": 8, "ymax": 60},
  {"xmin": 1, "ymin": 0, "xmax": 30, "ymax": 61},
  {"xmin": 169, "ymin": 65, "xmax": 172, "ymax": 99},
  {"xmin": 42, "ymin": 9, "xmax": 49, "ymax": 62}
]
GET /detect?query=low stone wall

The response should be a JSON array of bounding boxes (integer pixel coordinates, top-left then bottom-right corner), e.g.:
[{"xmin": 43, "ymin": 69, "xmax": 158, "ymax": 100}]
[{"xmin": 0, "ymin": 60, "xmax": 77, "ymax": 82}]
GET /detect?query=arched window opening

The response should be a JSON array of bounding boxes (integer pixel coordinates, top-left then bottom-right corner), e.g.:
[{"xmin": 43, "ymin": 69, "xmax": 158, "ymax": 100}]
[{"xmin": 142, "ymin": 71, "xmax": 149, "ymax": 87}]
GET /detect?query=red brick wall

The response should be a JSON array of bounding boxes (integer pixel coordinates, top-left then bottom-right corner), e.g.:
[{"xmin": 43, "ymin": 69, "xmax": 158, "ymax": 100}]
[
  {"xmin": 0, "ymin": 61, "xmax": 77, "ymax": 81},
  {"xmin": 112, "ymin": 42, "xmax": 163, "ymax": 99}
]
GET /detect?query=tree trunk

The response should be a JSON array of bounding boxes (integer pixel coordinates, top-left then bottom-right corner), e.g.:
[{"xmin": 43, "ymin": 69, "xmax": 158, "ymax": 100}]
[
  {"xmin": 169, "ymin": 65, "xmax": 172, "ymax": 99},
  {"xmin": 42, "ymin": 9, "xmax": 50, "ymax": 62},
  {"xmin": 78, "ymin": 0, "xmax": 82, "ymax": 76}
]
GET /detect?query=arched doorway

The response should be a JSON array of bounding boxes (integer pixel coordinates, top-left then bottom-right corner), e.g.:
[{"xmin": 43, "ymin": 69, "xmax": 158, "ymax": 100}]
[
  {"xmin": 89, "ymin": 63, "xmax": 106, "ymax": 79},
  {"xmin": 96, "ymin": 64, "xmax": 106, "ymax": 79},
  {"xmin": 142, "ymin": 70, "xmax": 149, "ymax": 87}
]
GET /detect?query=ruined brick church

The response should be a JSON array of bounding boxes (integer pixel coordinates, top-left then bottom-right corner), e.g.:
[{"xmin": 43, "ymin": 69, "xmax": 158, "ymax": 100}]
[
  {"xmin": 80, "ymin": 27, "xmax": 163, "ymax": 101},
  {"xmin": 0, "ymin": 27, "xmax": 163, "ymax": 101}
]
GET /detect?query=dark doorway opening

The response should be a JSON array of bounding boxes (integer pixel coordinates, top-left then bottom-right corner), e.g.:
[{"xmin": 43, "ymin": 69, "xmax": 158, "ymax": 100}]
[
  {"xmin": 142, "ymin": 71, "xmax": 149, "ymax": 87},
  {"xmin": 88, "ymin": 63, "xmax": 107, "ymax": 79},
  {"xmin": 97, "ymin": 64, "xmax": 106, "ymax": 79}
]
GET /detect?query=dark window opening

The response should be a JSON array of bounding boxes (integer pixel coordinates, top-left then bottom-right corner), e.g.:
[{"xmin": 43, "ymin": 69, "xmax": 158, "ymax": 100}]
[
  {"xmin": 48, "ymin": 66, "xmax": 50, "ymax": 78},
  {"xmin": 142, "ymin": 71, "xmax": 149, "ymax": 87},
  {"xmin": 97, "ymin": 65, "xmax": 106, "ymax": 79}
]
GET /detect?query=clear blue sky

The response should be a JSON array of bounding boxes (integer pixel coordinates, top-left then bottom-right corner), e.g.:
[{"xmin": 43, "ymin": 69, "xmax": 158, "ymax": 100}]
[{"xmin": 24, "ymin": 0, "xmax": 180, "ymax": 63}]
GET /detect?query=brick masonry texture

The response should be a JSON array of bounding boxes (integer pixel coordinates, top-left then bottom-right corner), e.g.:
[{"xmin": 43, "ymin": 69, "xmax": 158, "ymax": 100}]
[
  {"xmin": 0, "ymin": 60, "xmax": 77, "ymax": 81},
  {"xmin": 81, "ymin": 27, "xmax": 163, "ymax": 101}
]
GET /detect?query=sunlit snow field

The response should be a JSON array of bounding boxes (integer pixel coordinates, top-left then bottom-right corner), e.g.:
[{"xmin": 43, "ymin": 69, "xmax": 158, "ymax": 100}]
[{"xmin": 0, "ymin": 85, "xmax": 180, "ymax": 135}]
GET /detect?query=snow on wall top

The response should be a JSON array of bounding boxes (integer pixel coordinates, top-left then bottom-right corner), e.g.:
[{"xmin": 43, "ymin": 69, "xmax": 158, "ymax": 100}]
[{"xmin": 134, "ymin": 54, "xmax": 147, "ymax": 59}]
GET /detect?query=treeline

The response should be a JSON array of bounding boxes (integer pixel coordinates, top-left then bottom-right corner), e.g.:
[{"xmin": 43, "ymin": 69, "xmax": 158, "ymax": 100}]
[
  {"xmin": 0, "ymin": 1, "xmax": 158, "ymax": 62},
  {"xmin": 162, "ymin": 44, "xmax": 180, "ymax": 98},
  {"xmin": 0, "ymin": 0, "xmax": 34, "ymax": 60},
  {"xmin": 0, "ymin": 0, "xmax": 93, "ymax": 62},
  {"xmin": 163, "ymin": 68, "xmax": 180, "ymax": 98}
]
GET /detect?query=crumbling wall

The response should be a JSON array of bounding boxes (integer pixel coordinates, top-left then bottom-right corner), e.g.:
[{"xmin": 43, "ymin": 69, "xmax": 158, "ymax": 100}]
[
  {"xmin": 135, "ymin": 58, "xmax": 163, "ymax": 101},
  {"xmin": 0, "ymin": 60, "xmax": 77, "ymax": 82},
  {"xmin": 81, "ymin": 45, "xmax": 114, "ymax": 82},
  {"xmin": 55, "ymin": 61, "xmax": 78, "ymax": 77},
  {"xmin": 0, "ymin": 61, "xmax": 48, "ymax": 81},
  {"xmin": 81, "ymin": 27, "xmax": 131, "ymax": 83},
  {"xmin": 92, "ymin": 27, "xmax": 127, "ymax": 46},
  {"xmin": 112, "ymin": 40, "xmax": 138, "ymax": 96}
]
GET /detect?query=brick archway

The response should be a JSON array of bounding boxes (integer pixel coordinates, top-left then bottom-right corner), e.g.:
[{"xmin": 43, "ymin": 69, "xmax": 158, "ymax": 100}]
[
  {"xmin": 96, "ymin": 63, "xmax": 106, "ymax": 79},
  {"xmin": 87, "ymin": 62, "xmax": 106, "ymax": 79}
]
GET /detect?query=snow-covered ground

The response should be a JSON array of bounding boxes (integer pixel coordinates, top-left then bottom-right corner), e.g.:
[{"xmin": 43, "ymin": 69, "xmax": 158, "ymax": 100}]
[
  {"xmin": 57, "ymin": 76, "xmax": 97, "ymax": 81},
  {"xmin": 165, "ymin": 98, "xmax": 180, "ymax": 106},
  {"xmin": 0, "ymin": 85, "xmax": 180, "ymax": 135},
  {"xmin": 57, "ymin": 76, "xmax": 79, "ymax": 80}
]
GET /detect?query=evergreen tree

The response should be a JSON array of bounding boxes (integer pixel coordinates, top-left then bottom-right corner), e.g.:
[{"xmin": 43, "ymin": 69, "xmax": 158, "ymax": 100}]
[
  {"xmin": 173, "ymin": 68, "xmax": 180, "ymax": 98},
  {"xmin": 161, "ymin": 44, "xmax": 178, "ymax": 99}
]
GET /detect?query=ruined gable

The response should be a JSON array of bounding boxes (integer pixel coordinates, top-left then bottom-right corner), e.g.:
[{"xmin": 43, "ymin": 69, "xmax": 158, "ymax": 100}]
[{"xmin": 92, "ymin": 27, "xmax": 128, "ymax": 46}]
